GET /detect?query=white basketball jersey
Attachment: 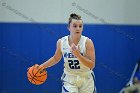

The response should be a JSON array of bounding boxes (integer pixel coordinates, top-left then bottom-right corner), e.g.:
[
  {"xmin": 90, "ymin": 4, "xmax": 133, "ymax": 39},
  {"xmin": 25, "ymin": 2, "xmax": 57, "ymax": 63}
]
[{"xmin": 60, "ymin": 35, "xmax": 91, "ymax": 74}]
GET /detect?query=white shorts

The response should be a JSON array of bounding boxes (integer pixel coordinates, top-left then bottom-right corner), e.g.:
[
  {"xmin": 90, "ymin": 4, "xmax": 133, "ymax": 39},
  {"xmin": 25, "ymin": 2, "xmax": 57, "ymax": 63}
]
[{"xmin": 61, "ymin": 71, "xmax": 96, "ymax": 93}]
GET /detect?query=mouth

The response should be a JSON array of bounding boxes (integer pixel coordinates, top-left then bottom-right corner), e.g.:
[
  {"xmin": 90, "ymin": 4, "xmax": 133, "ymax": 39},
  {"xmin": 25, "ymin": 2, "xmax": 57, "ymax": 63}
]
[{"xmin": 76, "ymin": 32, "xmax": 80, "ymax": 34}]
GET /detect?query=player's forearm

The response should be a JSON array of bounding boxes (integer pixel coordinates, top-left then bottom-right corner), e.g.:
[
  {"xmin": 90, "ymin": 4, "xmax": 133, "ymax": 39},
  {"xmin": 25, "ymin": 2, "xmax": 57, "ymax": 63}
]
[
  {"xmin": 77, "ymin": 54, "xmax": 95, "ymax": 69},
  {"xmin": 41, "ymin": 56, "xmax": 59, "ymax": 68}
]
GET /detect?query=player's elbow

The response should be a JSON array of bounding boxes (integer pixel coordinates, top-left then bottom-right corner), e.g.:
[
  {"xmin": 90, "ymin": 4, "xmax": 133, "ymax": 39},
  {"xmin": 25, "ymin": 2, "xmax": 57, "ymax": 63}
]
[
  {"xmin": 90, "ymin": 61, "xmax": 95, "ymax": 69},
  {"xmin": 53, "ymin": 55, "xmax": 62, "ymax": 63}
]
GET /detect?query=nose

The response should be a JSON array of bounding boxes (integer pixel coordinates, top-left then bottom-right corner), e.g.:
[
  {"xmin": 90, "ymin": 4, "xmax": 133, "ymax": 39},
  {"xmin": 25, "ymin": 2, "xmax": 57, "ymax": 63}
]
[{"xmin": 76, "ymin": 26, "xmax": 81, "ymax": 30}]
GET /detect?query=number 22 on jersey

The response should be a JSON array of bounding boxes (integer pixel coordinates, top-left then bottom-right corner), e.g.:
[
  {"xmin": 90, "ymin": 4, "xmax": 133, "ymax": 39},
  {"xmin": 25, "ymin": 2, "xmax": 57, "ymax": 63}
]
[{"xmin": 68, "ymin": 60, "xmax": 80, "ymax": 69}]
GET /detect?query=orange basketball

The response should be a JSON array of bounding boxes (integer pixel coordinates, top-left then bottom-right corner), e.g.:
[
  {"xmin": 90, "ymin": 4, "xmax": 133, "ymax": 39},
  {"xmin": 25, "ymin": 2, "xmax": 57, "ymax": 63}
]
[{"xmin": 27, "ymin": 64, "xmax": 47, "ymax": 85}]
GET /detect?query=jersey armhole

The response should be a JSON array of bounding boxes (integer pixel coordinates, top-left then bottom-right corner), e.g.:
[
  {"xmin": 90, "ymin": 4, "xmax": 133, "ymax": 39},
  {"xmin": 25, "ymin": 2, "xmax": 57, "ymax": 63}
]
[
  {"xmin": 84, "ymin": 37, "xmax": 88, "ymax": 55},
  {"xmin": 60, "ymin": 39, "xmax": 62, "ymax": 52}
]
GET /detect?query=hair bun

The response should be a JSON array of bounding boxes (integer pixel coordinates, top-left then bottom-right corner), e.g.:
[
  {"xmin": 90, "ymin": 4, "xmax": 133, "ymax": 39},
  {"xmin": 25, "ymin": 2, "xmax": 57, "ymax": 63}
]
[
  {"xmin": 70, "ymin": 13, "xmax": 81, "ymax": 19},
  {"xmin": 70, "ymin": 13, "xmax": 77, "ymax": 17}
]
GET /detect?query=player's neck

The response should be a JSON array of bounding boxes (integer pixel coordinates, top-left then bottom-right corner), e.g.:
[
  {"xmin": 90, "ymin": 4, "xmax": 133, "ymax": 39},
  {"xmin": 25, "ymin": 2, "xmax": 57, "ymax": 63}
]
[{"xmin": 69, "ymin": 35, "xmax": 81, "ymax": 45}]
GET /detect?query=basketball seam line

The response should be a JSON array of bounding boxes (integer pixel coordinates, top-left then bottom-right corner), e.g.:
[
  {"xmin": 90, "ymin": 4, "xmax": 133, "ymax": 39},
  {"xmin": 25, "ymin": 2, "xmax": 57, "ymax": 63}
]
[{"xmin": 31, "ymin": 65, "xmax": 46, "ymax": 84}]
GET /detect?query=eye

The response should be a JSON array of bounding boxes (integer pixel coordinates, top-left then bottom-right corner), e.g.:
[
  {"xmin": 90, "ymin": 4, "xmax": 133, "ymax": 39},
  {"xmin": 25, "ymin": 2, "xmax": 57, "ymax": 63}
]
[
  {"xmin": 79, "ymin": 25, "xmax": 82, "ymax": 28},
  {"xmin": 73, "ymin": 25, "xmax": 77, "ymax": 28}
]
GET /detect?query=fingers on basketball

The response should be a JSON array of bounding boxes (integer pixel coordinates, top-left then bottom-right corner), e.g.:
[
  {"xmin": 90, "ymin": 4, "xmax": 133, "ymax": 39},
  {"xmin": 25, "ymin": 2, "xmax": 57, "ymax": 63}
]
[{"xmin": 27, "ymin": 64, "xmax": 47, "ymax": 85}]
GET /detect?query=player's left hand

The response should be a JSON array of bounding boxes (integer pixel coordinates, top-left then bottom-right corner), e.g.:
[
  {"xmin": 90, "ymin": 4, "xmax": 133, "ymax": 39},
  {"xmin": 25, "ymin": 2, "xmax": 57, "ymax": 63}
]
[{"xmin": 70, "ymin": 43, "xmax": 81, "ymax": 57}]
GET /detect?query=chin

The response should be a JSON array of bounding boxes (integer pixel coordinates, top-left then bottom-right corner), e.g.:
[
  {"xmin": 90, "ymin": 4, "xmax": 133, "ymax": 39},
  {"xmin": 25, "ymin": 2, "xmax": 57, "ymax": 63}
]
[{"xmin": 75, "ymin": 33, "xmax": 81, "ymax": 36}]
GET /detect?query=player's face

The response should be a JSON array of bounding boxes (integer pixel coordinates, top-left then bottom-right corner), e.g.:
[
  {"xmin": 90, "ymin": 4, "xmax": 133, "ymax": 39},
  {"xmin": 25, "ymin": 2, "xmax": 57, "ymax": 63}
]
[{"xmin": 68, "ymin": 19, "xmax": 83, "ymax": 36}]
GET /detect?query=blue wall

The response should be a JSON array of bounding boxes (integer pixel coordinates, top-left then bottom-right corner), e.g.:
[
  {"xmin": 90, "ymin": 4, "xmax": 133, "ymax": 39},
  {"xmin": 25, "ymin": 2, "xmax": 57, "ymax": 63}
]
[{"xmin": 0, "ymin": 23, "xmax": 140, "ymax": 93}]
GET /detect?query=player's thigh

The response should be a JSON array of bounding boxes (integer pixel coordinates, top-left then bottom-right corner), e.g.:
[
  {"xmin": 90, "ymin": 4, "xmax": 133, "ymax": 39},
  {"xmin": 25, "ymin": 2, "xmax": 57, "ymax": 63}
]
[
  {"xmin": 79, "ymin": 74, "xmax": 96, "ymax": 93},
  {"xmin": 62, "ymin": 82, "xmax": 78, "ymax": 93}
]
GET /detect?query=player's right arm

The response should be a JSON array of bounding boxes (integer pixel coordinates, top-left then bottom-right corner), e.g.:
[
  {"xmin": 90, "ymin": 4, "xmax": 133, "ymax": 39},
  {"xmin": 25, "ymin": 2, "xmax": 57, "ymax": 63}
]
[{"xmin": 40, "ymin": 39, "xmax": 62, "ymax": 68}]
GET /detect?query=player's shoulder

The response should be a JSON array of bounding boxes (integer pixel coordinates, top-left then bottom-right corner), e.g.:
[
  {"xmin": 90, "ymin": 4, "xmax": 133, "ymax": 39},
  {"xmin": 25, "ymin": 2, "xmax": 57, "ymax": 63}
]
[
  {"xmin": 60, "ymin": 35, "xmax": 68, "ymax": 42},
  {"xmin": 56, "ymin": 35, "xmax": 68, "ymax": 46},
  {"xmin": 81, "ymin": 35, "xmax": 87, "ymax": 38},
  {"xmin": 83, "ymin": 36, "xmax": 94, "ymax": 46},
  {"xmin": 81, "ymin": 35, "xmax": 92, "ymax": 42},
  {"xmin": 61, "ymin": 35, "xmax": 68, "ymax": 39},
  {"xmin": 87, "ymin": 38, "xmax": 93, "ymax": 43}
]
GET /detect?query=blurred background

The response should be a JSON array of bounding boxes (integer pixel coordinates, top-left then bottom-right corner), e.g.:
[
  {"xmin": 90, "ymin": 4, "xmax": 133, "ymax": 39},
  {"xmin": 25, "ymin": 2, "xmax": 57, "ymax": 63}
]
[{"xmin": 0, "ymin": 0, "xmax": 140, "ymax": 93}]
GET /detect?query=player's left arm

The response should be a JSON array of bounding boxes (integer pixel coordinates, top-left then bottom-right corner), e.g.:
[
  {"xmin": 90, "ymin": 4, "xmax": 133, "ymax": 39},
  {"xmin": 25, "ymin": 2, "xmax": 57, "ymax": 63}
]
[
  {"xmin": 71, "ymin": 38, "xmax": 95, "ymax": 69},
  {"xmin": 80, "ymin": 38, "xmax": 95, "ymax": 69}
]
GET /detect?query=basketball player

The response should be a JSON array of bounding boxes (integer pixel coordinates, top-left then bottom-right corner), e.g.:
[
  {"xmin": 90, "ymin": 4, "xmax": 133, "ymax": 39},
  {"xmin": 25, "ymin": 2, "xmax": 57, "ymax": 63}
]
[{"xmin": 40, "ymin": 13, "xmax": 96, "ymax": 93}]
